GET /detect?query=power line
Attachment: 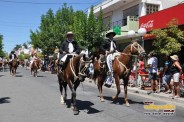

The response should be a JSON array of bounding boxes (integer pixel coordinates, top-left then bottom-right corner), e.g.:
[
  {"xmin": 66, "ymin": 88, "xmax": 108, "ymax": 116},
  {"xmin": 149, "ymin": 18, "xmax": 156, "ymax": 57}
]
[{"xmin": 0, "ymin": 0, "xmax": 96, "ymax": 5}]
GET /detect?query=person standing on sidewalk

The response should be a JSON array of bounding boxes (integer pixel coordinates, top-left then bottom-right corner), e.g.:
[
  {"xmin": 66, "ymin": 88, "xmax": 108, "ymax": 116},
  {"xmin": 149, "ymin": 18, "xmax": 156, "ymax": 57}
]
[
  {"xmin": 170, "ymin": 55, "xmax": 182, "ymax": 98},
  {"xmin": 162, "ymin": 55, "xmax": 172, "ymax": 94},
  {"xmin": 147, "ymin": 51, "xmax": 158, "ymax": 94}
]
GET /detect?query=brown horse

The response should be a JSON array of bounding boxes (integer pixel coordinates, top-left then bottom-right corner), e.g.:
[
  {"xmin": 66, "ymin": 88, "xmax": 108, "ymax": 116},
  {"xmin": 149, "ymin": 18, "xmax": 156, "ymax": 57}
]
[
  {"xmin": 31, "ymin": 59, "xmax": 40, "ymax": 77},
  {"xmin": 94, "ymin": 41, "xmax": 145, "ymax": 106},
  {"xmin": 57, "ymin": 53, "xmax": 91, "ymax": 115},
  {"xmin": 9, "ymin": 59, "xmax": 18, "ymax": 76}
]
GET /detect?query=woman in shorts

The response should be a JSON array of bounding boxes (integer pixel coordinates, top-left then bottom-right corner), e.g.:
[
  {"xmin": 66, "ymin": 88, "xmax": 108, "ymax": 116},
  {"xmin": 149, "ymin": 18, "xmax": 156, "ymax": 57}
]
[{"xmin": 170, "ymin": 55, "xmax": 182, "ymax": 98}]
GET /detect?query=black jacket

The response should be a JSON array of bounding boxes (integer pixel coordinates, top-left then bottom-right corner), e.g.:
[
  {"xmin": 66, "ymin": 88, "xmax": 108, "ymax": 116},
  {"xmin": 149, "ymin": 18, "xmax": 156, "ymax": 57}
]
[
  {"xmin": 9, "ymin": 54, "xmax": 17, "ymax": 59},
  {"xmin": 59, "ymin": 40, "xmax": 80, "ymax": 54},
  {"xmin": 100, "ymin": 39, "xmax": 117, "ymax": 53}
]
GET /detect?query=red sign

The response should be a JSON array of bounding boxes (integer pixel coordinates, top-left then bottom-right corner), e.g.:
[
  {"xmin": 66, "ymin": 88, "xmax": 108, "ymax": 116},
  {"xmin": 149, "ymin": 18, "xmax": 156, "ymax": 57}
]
[{"xmin": 139, "ymin": 3, "xmax": 184, "ymax": 31}]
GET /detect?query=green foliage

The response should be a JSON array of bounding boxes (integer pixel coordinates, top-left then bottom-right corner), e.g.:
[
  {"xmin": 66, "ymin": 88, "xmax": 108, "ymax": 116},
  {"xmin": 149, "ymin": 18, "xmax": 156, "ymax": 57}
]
[
  {"xmin": 30, "ymin": 4, "xmax": 106, "ymax": 54},
  {"xmin": 18, "ymin": 54, "xmax": 24, "ymax": 61},
  {"xmin": 22, "ymin": 43, "xmax": 28, "ymax": 49},
  {"xmin": 13, "ymin": 44, "xmax": 22, "ymax": 51},
  {"xmin": 24, "ymin": 54, "xmax": 30, "ymax": 59},
  {"xmin": 151, "ymin": 19, "xmax": 184, "ymax": 55},
  {"xmin": 0, "ymin": 34, "xmax": 5, "ymax": 57}
]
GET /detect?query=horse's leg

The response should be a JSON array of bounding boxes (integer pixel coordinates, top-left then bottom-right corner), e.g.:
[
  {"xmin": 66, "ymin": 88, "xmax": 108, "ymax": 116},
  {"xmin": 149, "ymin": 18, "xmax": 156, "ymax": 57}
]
[
  {"xmin": 112, "ymin": 74, "xmax": 121, "ymax": 101},
  {"xmin": 123, "ymin": 77, "xmax": 130, "ymax": 106},
  {"xmin": 63, "ymin": 82, "xmax": 67, "ymax": 102},
  {"xmin": 59, "ymin": 80, "xmax": 65, "ymax": 105},
  {"xmin": 35, "ymin": 69, "xmax": 37, "ymax": 77},
  {"xmin": 72, "ymin": 80, "xmax": 80, "ymax": 115},
  {"xmin": 98, "ymin": 76, "xmax": 105, "ymax": 102}
]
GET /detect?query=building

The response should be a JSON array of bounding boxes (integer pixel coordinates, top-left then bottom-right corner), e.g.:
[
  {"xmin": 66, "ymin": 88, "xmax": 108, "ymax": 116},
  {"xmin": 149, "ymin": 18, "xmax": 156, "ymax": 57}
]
[
  {"xmin": 139, "ymin": 3, "xmax": 184, "ymax": 63},
  {"xmin": 92, "ymin": 0, "xmax": 184, "ymax": 51}
]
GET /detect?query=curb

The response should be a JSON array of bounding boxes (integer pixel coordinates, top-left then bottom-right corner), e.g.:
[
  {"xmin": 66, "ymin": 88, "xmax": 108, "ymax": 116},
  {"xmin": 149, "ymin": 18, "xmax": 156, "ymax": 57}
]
[{"xmin": 86, "ymin": 79, "xmax": 184, "ymax": 104}]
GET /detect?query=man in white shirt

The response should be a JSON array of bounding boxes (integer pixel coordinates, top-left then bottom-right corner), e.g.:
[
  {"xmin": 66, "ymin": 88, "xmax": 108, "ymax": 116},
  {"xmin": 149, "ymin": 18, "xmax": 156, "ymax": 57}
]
[
  {"xmin": 100, "ymin": 32, "xmax": 120, "ymax": 87},
  {"xmin": 147, "ymin": 51, "xmax": 158, "ymax": 94},
  {"xmin": 59, "ymin": 32, "xmax": 80, "ymax": 70}
]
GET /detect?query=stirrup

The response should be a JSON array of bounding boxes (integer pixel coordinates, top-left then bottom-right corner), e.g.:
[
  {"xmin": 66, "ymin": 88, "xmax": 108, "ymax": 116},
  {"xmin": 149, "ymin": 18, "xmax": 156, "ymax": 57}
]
[{"xmin": 107, "ymin": 71, "xmax": 112, "ymax": 75}]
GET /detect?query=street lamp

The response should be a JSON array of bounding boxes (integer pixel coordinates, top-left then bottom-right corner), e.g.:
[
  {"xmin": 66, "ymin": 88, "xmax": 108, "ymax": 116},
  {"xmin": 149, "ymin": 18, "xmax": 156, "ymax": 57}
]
[
  {"xmin": 138, "ymin": 28, "xmax": 147, "ymax": 48},
  {"xmin": 127, "ymin": 30, "xmax": 135, "ymax": 40}
]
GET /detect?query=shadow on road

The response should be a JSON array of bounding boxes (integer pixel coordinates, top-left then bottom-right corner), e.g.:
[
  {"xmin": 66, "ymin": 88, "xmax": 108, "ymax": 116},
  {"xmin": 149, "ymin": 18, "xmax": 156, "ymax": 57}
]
[
  {"xmin": 66, "ymin": 99, "xmax": 103, "ymax": 114},
  {"xmin": 15, "ymin": 75, "xmax": 23, "ymax": 77},
  {"xmin": 0, "ymin": 75, "xmax": 5, "ymax": 77},
  {"xmin": 37, "ymin": 75, "xmax": 46, "ymax": 77},
  {"xmin": 102, "ymin": 96, "xmax": 144, "ymax": 105},
  {"xmin": 0, "ymin": 97, "xmax": 11, "ymax": 104}
]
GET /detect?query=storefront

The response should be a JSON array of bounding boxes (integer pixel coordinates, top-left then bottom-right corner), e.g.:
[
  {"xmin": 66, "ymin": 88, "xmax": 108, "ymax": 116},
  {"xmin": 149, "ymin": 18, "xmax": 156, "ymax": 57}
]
[{"xmin": 139, "ymin": 3, "xmax": 184, "ymax": 64}]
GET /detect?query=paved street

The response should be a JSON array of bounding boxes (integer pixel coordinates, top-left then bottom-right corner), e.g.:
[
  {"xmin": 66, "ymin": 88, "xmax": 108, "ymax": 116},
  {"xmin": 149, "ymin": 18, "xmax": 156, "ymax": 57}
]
[{"xmin": 1, "ymin": 67, "xmax": 184, "ymax": 122}]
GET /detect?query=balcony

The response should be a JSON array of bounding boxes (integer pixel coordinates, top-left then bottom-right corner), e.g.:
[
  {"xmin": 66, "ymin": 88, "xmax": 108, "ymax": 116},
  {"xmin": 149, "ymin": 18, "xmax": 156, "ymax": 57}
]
[
  {"xmin": 93, "ymin": 0, "xmax": 135, "ymax": 16},
  {"xmin": 106, "ymin": 16, "xmax": 139, "ymax": 41}
]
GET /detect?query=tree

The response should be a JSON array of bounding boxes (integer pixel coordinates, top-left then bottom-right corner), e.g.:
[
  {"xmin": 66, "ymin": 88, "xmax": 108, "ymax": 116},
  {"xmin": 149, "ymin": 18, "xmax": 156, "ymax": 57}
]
[
  {"xmin": 13, "ymin": 44, "xmax": 22, "ymax": 51},
  {"xmin": 0, "ymin": 34, "xmax": 4, "ymax": 57},
  {"xmin": 72, "ymin": 10, "xmax": 88, "ymax": 48},
  {"xmin": 151, "ymin": 19, "xmax": 184, "ymax": 55},
  {"xmin": 30, "ymin": 4, "xmax": 75, "ymax": 55},
  {"xmin": 87, "ymin": 6, "xmax": 96, "ymax": 50},
  {"xmin": 22, "ymin": 43, "xmax": 28, "ymax": 49}
]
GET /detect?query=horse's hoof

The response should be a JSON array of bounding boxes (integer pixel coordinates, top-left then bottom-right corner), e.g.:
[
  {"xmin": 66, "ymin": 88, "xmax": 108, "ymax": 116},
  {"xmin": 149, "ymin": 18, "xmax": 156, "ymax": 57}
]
[
  {"xmin": 126, "ymin": 102, "xmax": 130, "ymax": 107},
  {"xmin": 73, "ymin": 108, "xmax": 79, "ymax": 115},
  {"xmin": 60, "ymin": 97, "xmax": 65, "ymax": 105},
  {"xmin": 73, "ymin": 110, "xmax": 79, "ymax": 115},
  {"xmin": 100, "ymin": 98, "xmax": 105, "ymax": 102},
  {"xmin": 112, "ymin": 96, "xmax": 118, "ymax": 100}
]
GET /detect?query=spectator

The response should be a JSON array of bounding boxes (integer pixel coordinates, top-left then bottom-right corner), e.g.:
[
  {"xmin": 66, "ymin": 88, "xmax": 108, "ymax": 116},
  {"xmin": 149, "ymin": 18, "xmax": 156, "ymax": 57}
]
[
  {"xmin": 147, "ymin": 51, "xmax": 158, "ymax": 94},
  {"xmin": 170, "ymin": 55, "xmax": 182, "ymax": 98},
  {"xmin": 138, "ymin": 56, "xmax": 148, "ymax": 82},
  {"xmin": 162, "ymin": 55, "xmax": 172, "ymax": 94}
]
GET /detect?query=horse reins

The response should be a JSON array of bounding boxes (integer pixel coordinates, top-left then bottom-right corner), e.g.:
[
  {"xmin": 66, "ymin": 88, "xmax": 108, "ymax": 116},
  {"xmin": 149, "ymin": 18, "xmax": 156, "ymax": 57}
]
[
  {"xmin": 70, "ymin": 55, "xmax": 92, "ymax": 81},
  {"xmin": 117, "ymin": 42, "xmax": 145, "ymax": 73}
]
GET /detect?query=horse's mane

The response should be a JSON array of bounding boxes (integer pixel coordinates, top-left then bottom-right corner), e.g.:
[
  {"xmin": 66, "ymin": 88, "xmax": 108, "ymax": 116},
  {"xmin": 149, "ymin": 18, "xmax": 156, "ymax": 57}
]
[{"xmin": 122, "ymin": 42, "xmax": 132, "ymax": 53}]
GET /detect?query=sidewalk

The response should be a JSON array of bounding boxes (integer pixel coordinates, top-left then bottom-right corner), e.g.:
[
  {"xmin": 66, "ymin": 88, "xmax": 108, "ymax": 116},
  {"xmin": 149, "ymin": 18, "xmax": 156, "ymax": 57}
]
[
  {"xmin": 86, "ymin": 78, "xmax": 184, "ymax": 104},
  {"xmin": 125, "ymin": 86, "xmax": 184, "ymax": 103}
]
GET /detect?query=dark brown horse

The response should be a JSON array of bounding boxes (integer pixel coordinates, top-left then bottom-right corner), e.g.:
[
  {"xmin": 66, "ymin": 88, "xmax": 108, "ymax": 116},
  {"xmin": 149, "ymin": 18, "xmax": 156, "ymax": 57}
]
[
  {"xmin": 9, "ymin": 59, "xmax": 18, "ymax": 76},
  {"xmin": 94, "ymin": 41, "xmax": 145, "ymax": 106},
  {"xmin": 31, "ymin": 59, "xmax": 40, "ymax": 77},
  {"xmin": 57, "ymin": 53, "xmax": 91, "ymax": 115}
]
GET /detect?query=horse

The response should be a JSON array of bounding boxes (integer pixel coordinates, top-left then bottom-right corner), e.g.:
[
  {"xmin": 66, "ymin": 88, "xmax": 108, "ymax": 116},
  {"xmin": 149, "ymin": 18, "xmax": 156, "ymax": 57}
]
[
  {"xmin": 57, "ymin": 50, "xmax": 91, "ymax": 115},
  {"xmin": 31, "ymin": 59, "xmax": 40, "ymax": 77},
  {"xmin": 9, "ymin": 59, "xmax": 18, "ymax": 76},
  {"xmin": 25, "ymin": 60, "xmax": 30, "ymax": 70},
  {"xmin": 93, "ymin": 41, "xmax": 146, "ymax": 106}
]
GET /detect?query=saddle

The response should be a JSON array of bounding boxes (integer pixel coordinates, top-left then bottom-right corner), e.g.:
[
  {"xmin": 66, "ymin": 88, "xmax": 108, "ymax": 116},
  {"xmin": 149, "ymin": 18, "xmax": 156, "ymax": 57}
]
[{"xmin": 60, "ymin": 55, "xmax": 74, "ymax": 71}]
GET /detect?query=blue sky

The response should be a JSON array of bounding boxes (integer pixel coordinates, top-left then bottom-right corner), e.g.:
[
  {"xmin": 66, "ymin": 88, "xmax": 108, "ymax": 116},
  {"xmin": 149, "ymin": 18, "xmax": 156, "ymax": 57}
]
[{"xmin": 0, "ymin": 0, "xmax": 102, "ymax": 53}]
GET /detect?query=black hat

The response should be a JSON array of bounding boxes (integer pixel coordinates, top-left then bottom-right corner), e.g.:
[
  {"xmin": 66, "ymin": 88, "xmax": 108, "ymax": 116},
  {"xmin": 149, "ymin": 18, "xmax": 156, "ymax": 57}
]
[{"xmin": 106, "ymin": 32, "xmax": 116, "ymax": 38}]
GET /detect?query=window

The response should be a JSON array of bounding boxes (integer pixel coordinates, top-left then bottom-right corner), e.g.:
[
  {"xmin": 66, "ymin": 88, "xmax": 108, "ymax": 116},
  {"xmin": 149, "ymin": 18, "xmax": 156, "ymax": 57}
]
[
  {"xmin": 123, "ymin": 5, "xmax": 139, "ymax": 26},
  {"xmin": 146, "ymin": 4, "xmax": 159, "ymax": 15},
  {"xmin": 103, "ymin": 16, "xmax": 112, "ymax": 29}
]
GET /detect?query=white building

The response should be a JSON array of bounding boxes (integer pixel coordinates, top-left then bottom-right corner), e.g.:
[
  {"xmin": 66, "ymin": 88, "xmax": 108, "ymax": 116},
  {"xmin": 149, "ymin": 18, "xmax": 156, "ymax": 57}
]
[{"xmin": 91, "ymin": 0, "xmax": 184, "ymax": 49}]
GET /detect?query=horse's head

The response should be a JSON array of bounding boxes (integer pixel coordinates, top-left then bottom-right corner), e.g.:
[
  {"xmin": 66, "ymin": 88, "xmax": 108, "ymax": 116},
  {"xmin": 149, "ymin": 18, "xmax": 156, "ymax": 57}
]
[
  {"xmin": 80, "ymin": 49, "xmax": 92, "ymax": 62},
  {"xmin": 130, "ymin": 40, "xmax": 146, "ymax": 57}
]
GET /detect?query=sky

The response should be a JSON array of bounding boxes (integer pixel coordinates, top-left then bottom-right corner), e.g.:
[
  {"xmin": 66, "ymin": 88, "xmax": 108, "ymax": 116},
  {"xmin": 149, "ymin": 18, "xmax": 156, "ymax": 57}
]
[{"xmin": 0, "ymin": 0, "xmax": 103, "ymax": 53}]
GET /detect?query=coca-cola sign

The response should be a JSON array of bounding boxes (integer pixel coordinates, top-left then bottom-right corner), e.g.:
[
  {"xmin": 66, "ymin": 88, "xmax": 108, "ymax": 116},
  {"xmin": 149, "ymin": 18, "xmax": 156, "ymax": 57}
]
[{"xmin": 140, "ymin": 20, "xmax": 154, "ymax": 29}]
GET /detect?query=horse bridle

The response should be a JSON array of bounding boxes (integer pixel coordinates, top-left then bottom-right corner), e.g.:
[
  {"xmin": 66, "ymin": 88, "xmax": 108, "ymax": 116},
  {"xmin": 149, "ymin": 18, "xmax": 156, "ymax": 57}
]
[
  {"xmin": 70, "ymin": 55, "xmax": 92, "ymax": 81},
  {"xmin": 130, "ymin": 42, "xmax": 145, "ymax": 55}
]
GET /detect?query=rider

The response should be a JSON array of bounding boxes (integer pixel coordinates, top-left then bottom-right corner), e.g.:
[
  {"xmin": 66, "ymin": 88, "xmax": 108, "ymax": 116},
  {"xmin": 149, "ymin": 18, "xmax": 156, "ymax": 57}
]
[
  {"xmin": 30, "ymin": 53, "xmax": 38, "ymax": 68},
  {"xmin": 59, "ymin": 31, "xmax": 80, "ymax": 70},
  {"xmin": 9, "ymin": 51, "xmax": 17, "ymax": 63},
  {"xmin": 100, "ymin": 31, "xmax": 120, "ymax": 87}
]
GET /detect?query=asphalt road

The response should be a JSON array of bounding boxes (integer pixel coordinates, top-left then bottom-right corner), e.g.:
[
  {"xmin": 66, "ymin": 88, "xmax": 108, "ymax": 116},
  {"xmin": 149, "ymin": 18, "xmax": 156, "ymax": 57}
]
[{"xmin": 0, "ymin": 67, "xmax": 184, "ymax": 122}]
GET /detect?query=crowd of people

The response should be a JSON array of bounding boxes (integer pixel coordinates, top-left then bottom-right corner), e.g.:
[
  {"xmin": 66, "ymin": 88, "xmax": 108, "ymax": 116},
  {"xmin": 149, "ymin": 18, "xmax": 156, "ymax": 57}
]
[{"xmin": 130, "ymin": 51, "xmax": 184, "ymax": 98}]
